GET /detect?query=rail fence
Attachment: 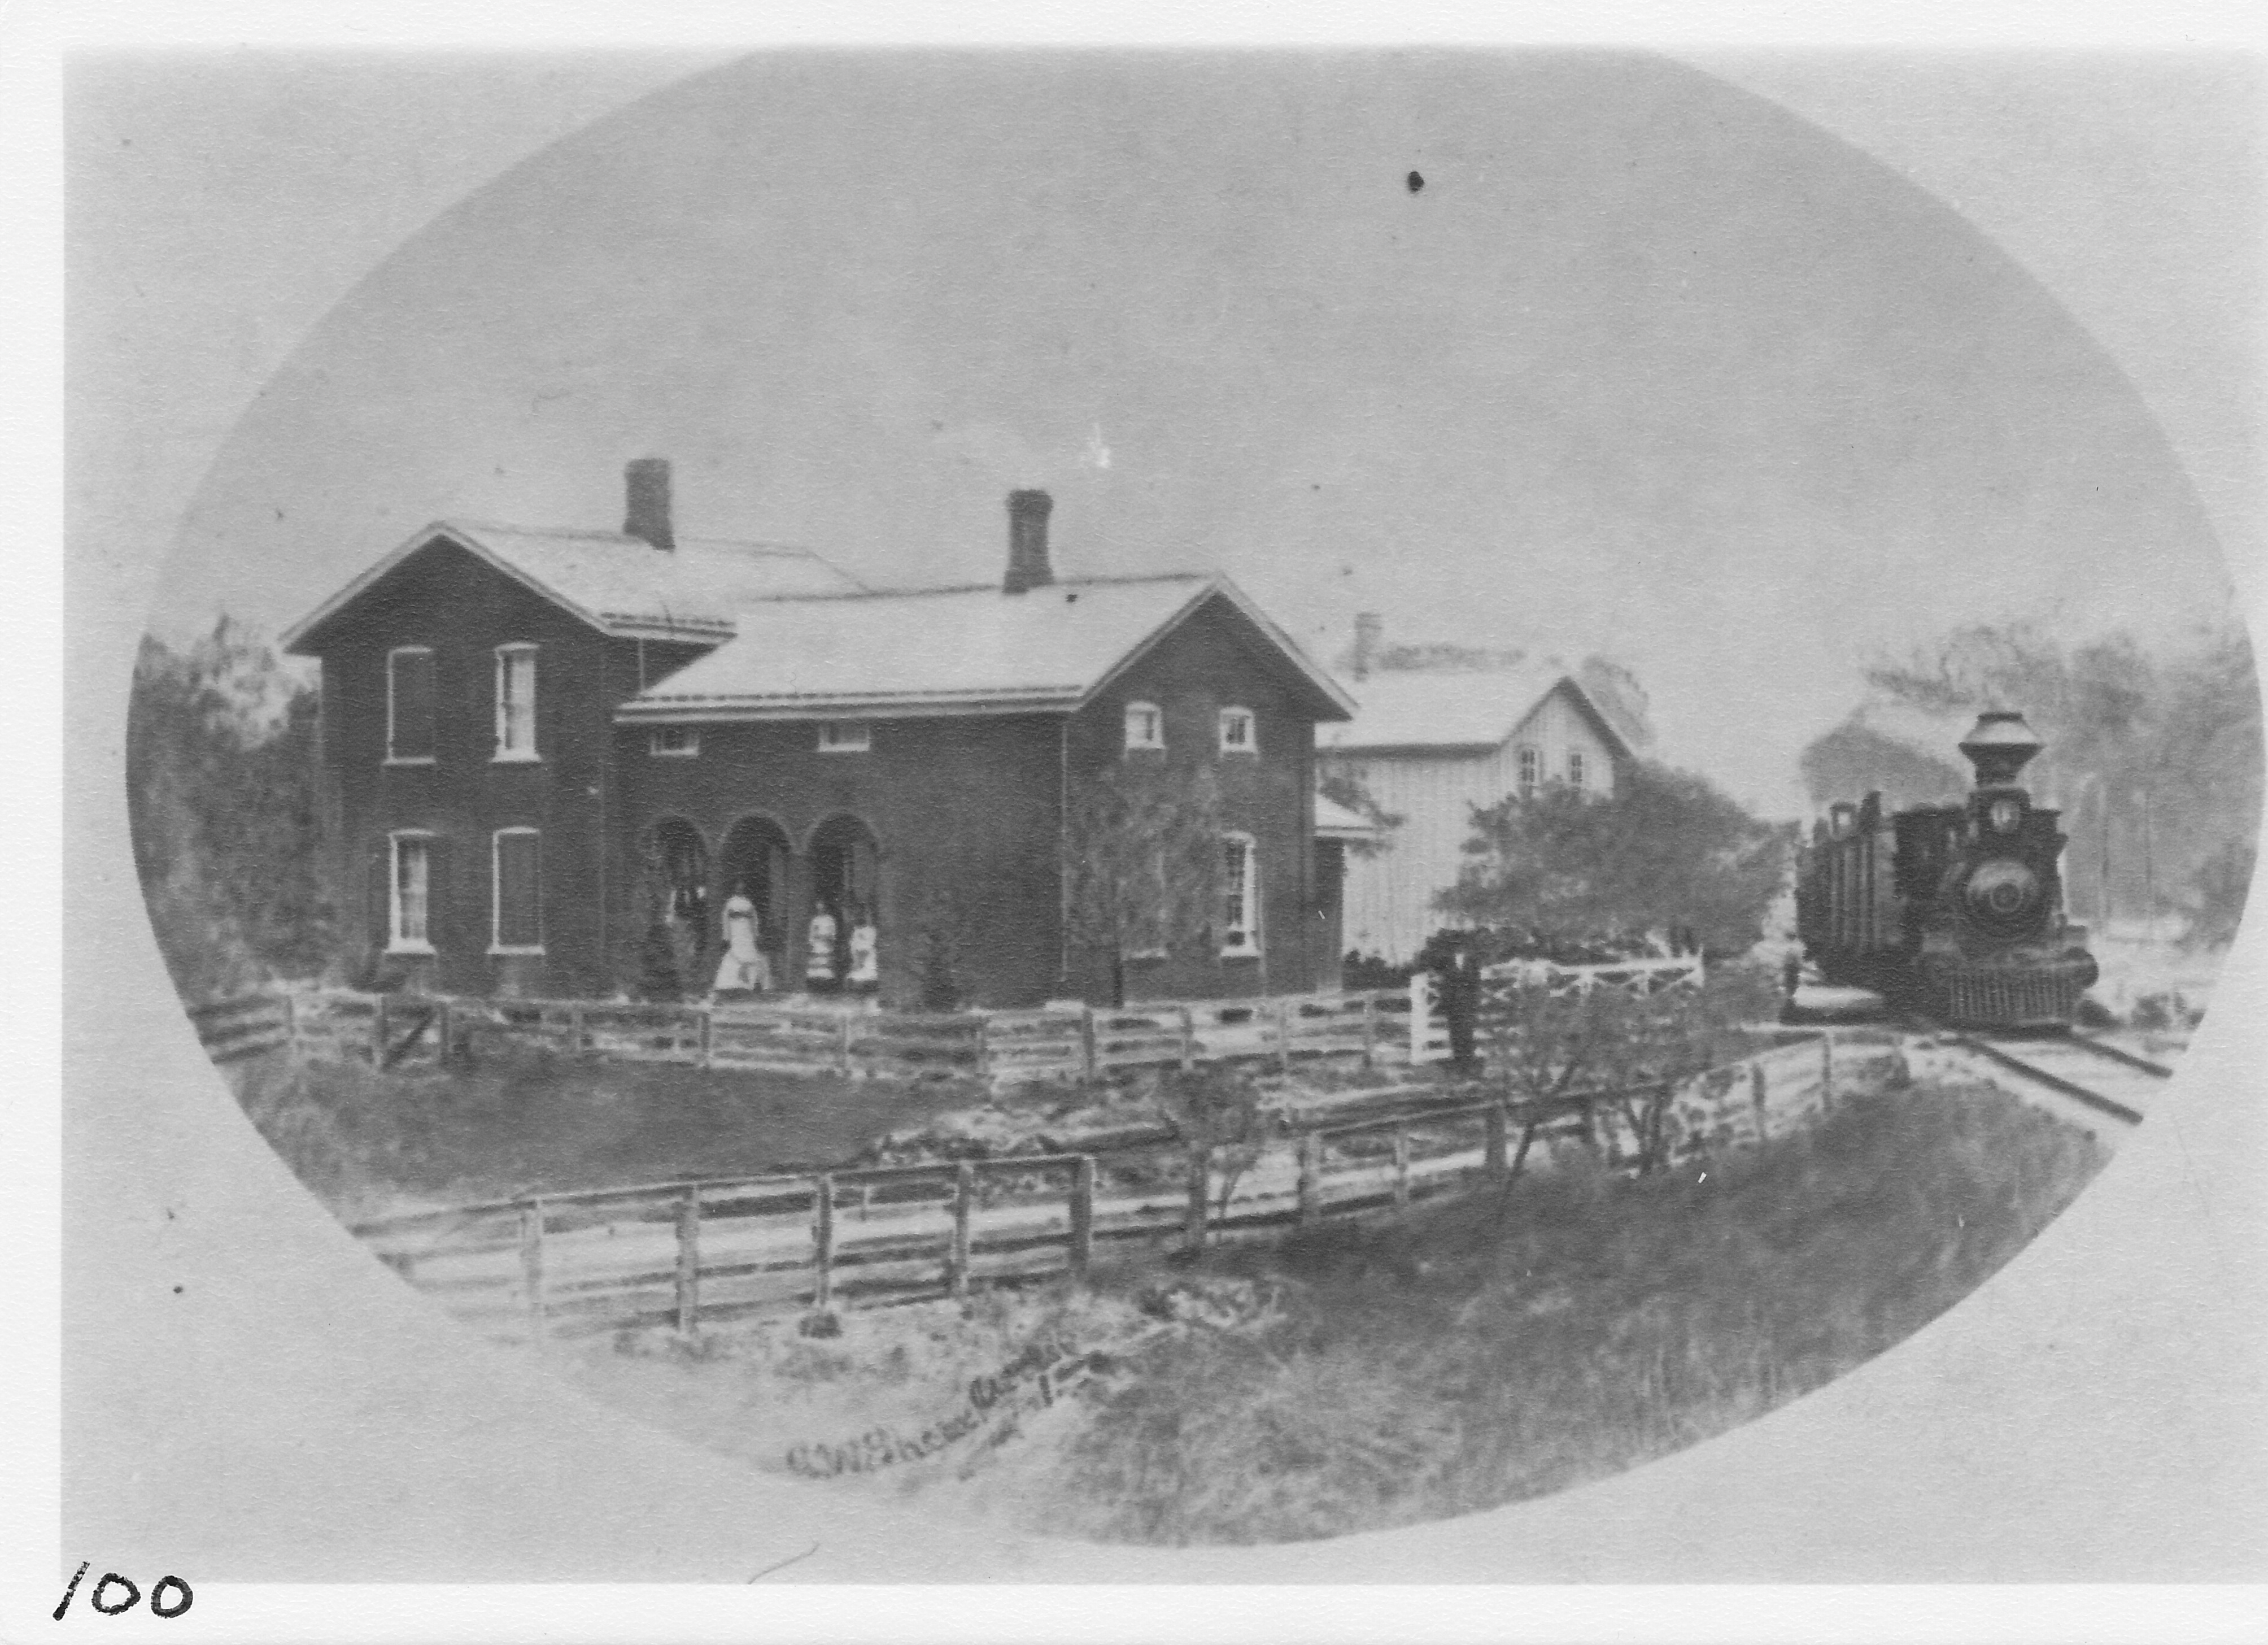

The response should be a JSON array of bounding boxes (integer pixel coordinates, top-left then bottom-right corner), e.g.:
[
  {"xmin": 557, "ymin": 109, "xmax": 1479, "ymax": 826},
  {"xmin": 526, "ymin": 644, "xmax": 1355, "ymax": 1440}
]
[
  {"xmin": 348, "ymin": 1030, "xmax": 1890, "ymax": 1346},
  {"xmin": 193, "ymin": 955, "xmax": 1709, "ymax": 1088}
]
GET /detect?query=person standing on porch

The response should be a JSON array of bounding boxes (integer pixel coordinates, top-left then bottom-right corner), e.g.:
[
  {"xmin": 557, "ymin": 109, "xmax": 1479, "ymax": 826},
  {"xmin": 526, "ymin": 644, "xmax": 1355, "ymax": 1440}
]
[
  {"xmin": 712, "ymin": 884, "xmax": 769, "ymax": 999},
  {"xmin": 847, "ymin": 904, "xmax": 879, "ymax": 999},
  {"xmin": 806, "ymin": 903, "xmax": 840, "ymax": 994}
]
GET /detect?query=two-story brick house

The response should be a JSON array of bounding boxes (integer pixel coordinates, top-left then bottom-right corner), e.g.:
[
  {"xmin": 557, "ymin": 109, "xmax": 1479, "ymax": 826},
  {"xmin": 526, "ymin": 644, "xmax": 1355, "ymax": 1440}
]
[{"xmin": 282, "ymin": 463, "xmax": 1355, "ymax": 1007}]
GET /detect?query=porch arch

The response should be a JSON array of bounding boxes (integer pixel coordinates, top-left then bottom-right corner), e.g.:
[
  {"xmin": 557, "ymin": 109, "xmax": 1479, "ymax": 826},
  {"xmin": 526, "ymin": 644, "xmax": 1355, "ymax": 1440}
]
[
  {"xmin": 718, "ymin": 814, "xmax": 793, "ymax": 968},
  {"xmin": 630, "ymin": 816, "xmax": 711, "ymax": 1000}
]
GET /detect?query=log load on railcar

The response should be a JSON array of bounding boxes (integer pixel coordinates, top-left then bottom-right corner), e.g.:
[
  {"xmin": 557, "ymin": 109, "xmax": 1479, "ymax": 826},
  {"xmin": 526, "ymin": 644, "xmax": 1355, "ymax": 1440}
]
[{"xmin": 1794, "ymin": 710, "xmax": 2099, "ymax": 1028}]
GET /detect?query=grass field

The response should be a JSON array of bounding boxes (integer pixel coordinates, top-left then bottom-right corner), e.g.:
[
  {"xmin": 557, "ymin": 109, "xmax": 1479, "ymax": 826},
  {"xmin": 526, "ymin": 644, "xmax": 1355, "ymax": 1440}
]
[
  {"xmin": 232, "ymin": 1050, "xmax": 990, "ymax": 1218},
  {"xmin": 1030, "ymin": 1078, "xmax": 2105, "ymax": 1544}
]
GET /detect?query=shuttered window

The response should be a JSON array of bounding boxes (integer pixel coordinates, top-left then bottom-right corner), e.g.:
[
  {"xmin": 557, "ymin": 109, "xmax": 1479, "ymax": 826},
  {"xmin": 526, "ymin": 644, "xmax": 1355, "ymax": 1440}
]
[
  {"xmin": 386, "ymin": 648, "xmax": 435, "ymax": 762},
  {"xmin": 492, "ymin": 829, "xmax": 543, "ymax": 951},
  {"xmin": 1222, "ymin": 833, "xmax": 1259, "ymax": 955}
]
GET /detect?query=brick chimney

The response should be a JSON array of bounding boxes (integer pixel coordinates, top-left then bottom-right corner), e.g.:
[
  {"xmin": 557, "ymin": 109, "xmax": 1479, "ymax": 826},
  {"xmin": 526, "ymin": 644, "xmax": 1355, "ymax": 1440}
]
[
  {"xmin": 623, "ymin": 457, "xmax": 674, "ymax": 552},
  {"xmin": 1351, "ymin": 612, "xmax": 1383, "ymax": 680},
  {"xmin": 1004, "ymin": 489, "xmax": 1053, "ymax": 593}
]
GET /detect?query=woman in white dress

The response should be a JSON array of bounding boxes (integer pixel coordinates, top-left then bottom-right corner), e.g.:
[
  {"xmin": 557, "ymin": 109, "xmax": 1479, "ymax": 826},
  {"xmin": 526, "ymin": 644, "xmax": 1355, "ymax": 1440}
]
[
  {"xmin": 806, "ymin": 904, "xmax": 840, "ymax": 993},
  {"xmin": 847, "ymin": 904, "xmax": 879, "ymax": 998},
  {"xmin": 712, "ymin": 885, "xmax": 769, "ymax": 998}
]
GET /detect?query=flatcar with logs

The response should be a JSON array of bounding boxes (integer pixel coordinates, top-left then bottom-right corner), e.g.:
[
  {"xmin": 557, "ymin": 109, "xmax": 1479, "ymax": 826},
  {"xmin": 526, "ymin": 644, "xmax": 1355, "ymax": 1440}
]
[{"xmin": 1795, "ymin": 710, "xmax": 2099, "ymax": 1028}]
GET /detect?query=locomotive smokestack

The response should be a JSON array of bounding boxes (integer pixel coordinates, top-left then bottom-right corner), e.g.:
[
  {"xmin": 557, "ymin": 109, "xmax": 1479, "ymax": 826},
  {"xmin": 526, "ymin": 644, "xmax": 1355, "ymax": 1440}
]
[{"xmin": 1958, "ymin": 710, "xmax": 2044, "ymax": 789}]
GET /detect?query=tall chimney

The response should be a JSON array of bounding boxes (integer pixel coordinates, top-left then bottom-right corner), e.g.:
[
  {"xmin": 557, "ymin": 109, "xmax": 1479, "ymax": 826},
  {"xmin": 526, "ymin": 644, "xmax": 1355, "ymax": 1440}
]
[
  {"xmin": 1005, "ymin": 489, "xmax": 1053, "ymax": 593},
  {"xmin": 1351, "ymin": 612, "xmax": 1383, "ymax": 680},
  {"xmin": 623, "ymin": 457, "xmax": 674, "ymax": 552}
]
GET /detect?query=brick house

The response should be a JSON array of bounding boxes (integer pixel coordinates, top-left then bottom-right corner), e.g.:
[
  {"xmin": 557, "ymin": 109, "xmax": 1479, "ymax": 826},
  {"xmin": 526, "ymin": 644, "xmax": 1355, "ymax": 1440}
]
[{"xmin": 282, "ymin": 462, "xmax": 1355, "ymax": 1008}]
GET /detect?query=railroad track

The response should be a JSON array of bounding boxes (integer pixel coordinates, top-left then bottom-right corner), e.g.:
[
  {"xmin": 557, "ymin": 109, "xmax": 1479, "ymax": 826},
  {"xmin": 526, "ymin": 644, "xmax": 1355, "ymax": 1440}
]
[{"xmin": 1905, "ymin": 1021, "xmax": 2174, "ymax": 1135}]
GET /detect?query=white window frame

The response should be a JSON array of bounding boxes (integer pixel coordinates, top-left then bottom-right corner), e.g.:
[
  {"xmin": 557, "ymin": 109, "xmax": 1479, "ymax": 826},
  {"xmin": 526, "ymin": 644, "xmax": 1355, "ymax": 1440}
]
[
  {"xmin": 1221, "ymin": 832, "xmax": 1261, "ymax": 958},
  {"xmin": 1567, "ymin": 749, "xmax": 1586, "ymax": 790},
  {"xmin": 648, "ymin": 725, "xmax": 701, "ymax": 759},
  {"xmin": 1516, "ymin": 745, "xmax": 1540, "ymax": 797},
  {"xmin": 384, "ymin": 646, "xmax": 436, "ymax": 765},
  {"xmin": 1124, "ymin": 701, "xmax": 1164, "ymax": 752},
  {"xmin": 493, "ymin": 643, "xmax": 539, "ymax": 762},
  {"xmin": 489, "ymin": 827, "xmax": 546, "ymax": 955},
  {"xmin": 387, "ymin": 831, "xmax": 435, "ymax": 954},
  {"xmin": 1218, "ymin": 705, "xmax": 1256, "ymax": 755},
  {"xmin": 817, "ymin": 720, "xmax": 872, "ymax": 754}
]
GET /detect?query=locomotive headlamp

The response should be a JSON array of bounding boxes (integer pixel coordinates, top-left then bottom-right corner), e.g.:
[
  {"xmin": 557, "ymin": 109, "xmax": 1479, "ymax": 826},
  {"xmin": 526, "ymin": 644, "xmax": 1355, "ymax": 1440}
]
[{"xmin": 1962, "ymin": 856, "xmax": 2044, "ymax": 935}]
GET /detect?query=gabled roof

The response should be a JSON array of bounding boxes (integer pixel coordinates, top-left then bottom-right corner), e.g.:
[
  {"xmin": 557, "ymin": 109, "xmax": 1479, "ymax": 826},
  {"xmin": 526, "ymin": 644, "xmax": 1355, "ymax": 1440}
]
[
  {"xmin": 1317, "ymin": 665, "xmax": 1635, "ymax": 759},
  {"xmin": 280, "ymin": 520, "xmax": 865, "ymax": 653},
  {"xmin": 617, "ymin": 573, "xmax": 1357, "ymax": 723}
]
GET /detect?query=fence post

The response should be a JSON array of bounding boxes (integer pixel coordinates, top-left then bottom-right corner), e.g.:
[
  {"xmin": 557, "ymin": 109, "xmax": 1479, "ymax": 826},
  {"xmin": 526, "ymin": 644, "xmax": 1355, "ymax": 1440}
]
[
  {"xmin": 1821, "ymin": 1033, "xmax": 1835, "ymax": 1109},
  {"xmin": 1080, "ymin": 1008, "xmax": 1098, "ymax": 1084},
  {"xmin": 838, "ymin": 1014, "xmax": 855, "ymax": 1076},
  {"xmin": 1408, "ymin": 972, "xmax": 1431, "ymax": 1064},
  {"xmin": 949, "ymin": 1162, "xmax": 974, "ymax": 1297},
  {"xmin": 1068, "ymin": 1156, "xmax": 1096, "ymax": 1279},
  {"xmin": 1183, "ymin": 1146, "xmax": 1210, "ymax": 1255},
  {"xmin": 1751, "ymin": 1062, "xmax": 1768, "ymax": 1141},
  {"xmin": 1178, "ymin": 1005, "xmax": 1196, "ymax": 1071},
  {"xmin": 1484, "ymin": 1103, "xmax": 1508, "ymax": 1181},
  {"xmin": 1297, "ymin": 1130, "xmax": 1321, "ymax": 1226},
  {"xmin": 519, "ymin": 1200, "xmax": 547, "ymax": 1343},
  {"xmin": 284, "ymin": 989, "xmax": 299, "ymax": 1061},
  {"xmin": 372, "ymin": 993, "xmax": 388, "ymax": 1065},
  {"xmin": 1358, "ymin": 992, "xmax": 1377, "ymax": 1069},
  {"xmin": 978, "ymin": 1017, "xmax": 993, "ymax": 1087},
  {"xmin": 433, "ymin": 998, "xmax": 451, "ymax": 1065},
  {"xmin": 1393, "ymin": 1128, "xmax": 1411, "ymax": 1213},
  {"xmin": 813, "ymin": 1175, "xmax": 836, "ymax": 1309},
  {"xmin": 568, "ymin": 1000, "xmax": 585, "ymax": 1056},
  {"xmin": 674, "ymin": 1186, "xmax": 702, "ymax": 1333},
  {"xmin": 697, "ymin": 1004, "xmax": 713, "ymax": 1070},
  {"xmin": 1273, "ymin": 998, "xmax": 1293, "ymax": 1073}
]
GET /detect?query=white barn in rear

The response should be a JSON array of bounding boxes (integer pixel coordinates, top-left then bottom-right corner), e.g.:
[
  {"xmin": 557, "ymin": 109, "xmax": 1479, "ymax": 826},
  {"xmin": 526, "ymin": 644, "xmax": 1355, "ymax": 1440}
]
[{"xmin": 1318, "ymin": 667, "xmax": 1635, "ymax": 962}]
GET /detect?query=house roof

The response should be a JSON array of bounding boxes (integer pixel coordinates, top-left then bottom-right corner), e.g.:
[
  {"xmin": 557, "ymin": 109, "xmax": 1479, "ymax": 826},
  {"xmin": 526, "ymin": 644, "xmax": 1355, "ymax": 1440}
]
[
  {"xmin": 1313, "ymin": 793, "xmax": 1383, "ymax": 841},
  {"xmin": 1316, "ymin": 666, "xmax": 1635, "ymax": 759},
  {"xmin": 280, "ymin": 520, "xmax": 865, "ymax": 653},
  {"xmin": 617, "ymin": 573, "xmax": 1357, "ymax": 723}
]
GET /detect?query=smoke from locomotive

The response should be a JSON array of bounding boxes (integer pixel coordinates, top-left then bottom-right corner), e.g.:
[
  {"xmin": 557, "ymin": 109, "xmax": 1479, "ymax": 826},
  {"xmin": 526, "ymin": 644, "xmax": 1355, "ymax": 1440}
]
[{"xmin": 1794, "ymin": 711, "xmax": 2100, "ymax": 1027}]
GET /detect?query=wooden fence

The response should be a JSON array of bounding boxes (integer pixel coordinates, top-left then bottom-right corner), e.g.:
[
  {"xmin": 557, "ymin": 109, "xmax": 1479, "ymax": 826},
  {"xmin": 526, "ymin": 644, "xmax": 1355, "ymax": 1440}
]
[
  {"xmin": 348, "ymin": 1030, "xmax": 1887, "ymax": 1346},
  {"xmin": 185, "ymin": 993, "xmax": 294, "ymax": 1065}
]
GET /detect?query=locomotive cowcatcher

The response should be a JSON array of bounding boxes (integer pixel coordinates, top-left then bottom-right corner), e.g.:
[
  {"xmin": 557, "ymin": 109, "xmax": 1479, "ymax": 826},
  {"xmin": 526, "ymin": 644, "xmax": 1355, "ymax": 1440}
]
[{"xmin": 1795, "ymin": 710, "xmax": 2100, "ymax": 1028}]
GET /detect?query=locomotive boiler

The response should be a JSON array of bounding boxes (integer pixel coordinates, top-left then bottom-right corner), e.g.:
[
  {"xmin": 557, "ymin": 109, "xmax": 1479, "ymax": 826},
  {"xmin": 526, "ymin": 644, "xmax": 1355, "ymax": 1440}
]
[{"xmin": 1795, "ymin": 710, "xmax": 2099, "ymax": 1028}]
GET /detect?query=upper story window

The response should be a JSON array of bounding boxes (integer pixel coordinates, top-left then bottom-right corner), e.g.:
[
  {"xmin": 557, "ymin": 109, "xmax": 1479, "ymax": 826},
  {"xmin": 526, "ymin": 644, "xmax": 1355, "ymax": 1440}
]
[
  {"xmin": 386, "ymin": 647, "xmax": 435, "ymax": 764},
  {"xmin": 388, "ymin": 832, "xmax": 434, "ymax": 954},
  {"xmin": 1221, "ymin": 832, "xmax": 1260, "ymax": 956},
  {"xmin": 649, "ymin": 725, "xmax": 700, "ymax": 759},
  {"xmin": 1567, "ymin": 749, "xmax": 1586, "ymax": 790},
  {"xmin": 817, "ymin": 721, "xmax": 872, "ymax": 754},
  {"xmin": 494, "ymin": 645, "xmax": 538, "ymax": 761},
  {"xmin": 1218, "ymin": 706, "xmax": 1256, "ymax": 755},
  {"xmin": 1124, "ymin": 702, "xmax": 1164, "ymax": 752},
  {"xmin": 1516, "ymin": 745, "xmax": 1540, "ymax": 798},
  {"xmin": 491, "ymin": 828, "xmax": 543, "ymax": 954}
]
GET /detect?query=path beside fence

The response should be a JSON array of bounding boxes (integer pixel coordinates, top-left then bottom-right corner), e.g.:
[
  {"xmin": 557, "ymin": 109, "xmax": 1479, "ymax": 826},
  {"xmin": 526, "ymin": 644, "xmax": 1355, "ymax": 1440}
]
[{"xmin": 349, "ymin": 1030, "xmax": 1892, "ymax": 1346}]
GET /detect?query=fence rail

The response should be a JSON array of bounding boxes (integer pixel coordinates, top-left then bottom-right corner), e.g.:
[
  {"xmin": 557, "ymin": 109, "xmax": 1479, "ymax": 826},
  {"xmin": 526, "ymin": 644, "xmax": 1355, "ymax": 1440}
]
[{"xmin": 346, "ymin": 1029, "xmax": 1896, "ymax": 1346}]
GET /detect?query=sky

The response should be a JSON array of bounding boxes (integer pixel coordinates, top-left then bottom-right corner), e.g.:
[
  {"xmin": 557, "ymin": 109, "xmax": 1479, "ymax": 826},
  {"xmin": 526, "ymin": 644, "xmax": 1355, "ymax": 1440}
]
[{"xmin": 70, "ymin": 50, "xmax": 2262, "ymax": 819}]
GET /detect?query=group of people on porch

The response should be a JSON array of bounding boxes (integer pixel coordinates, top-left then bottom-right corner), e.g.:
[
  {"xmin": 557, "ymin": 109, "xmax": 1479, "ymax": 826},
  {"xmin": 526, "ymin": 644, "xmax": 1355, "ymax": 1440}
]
[{"xmin": 709, "ymin": 885, "xmax": 878, "ymax": 1002}]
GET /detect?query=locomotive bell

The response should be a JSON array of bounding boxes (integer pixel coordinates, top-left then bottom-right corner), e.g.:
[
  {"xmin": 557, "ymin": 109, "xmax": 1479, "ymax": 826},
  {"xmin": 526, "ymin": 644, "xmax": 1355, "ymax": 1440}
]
[{"xmin": 1958, "ymin": 710, "xmax": 2044, "ymax": 789}]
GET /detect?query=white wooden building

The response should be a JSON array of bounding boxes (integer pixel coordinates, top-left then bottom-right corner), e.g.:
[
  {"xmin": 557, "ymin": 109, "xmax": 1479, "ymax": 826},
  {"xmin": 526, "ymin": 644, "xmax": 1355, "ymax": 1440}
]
[{"xmin": 1317, "ymin": 667, "xmax": 1635, "ymax": 961}]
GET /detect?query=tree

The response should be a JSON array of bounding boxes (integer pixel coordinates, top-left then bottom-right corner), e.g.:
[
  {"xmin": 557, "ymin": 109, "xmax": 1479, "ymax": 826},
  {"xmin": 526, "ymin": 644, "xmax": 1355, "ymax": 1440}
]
[
  {"xmin": 1798, "ymin": 715, "xmax": 1968, "ymax": 813},
  {"xmin": 127, "ymin": 619, "xmax": 334, "ymax": 998},
  {"xmin": 1062, "ymin": 763, "xmax": 1225, "ymax": 1005},
  {"xmin": 1438, "ymin": 761, "xmax": 1795, "ymax": 956},
  {"xmin": 1317, "ymin": 768, "xmax": 1404, "ymax": 860}
]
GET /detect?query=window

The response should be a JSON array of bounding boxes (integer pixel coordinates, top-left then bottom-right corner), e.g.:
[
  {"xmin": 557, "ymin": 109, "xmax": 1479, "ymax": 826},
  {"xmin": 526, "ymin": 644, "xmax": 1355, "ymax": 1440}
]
[
  {"xmin": 1221, "ymin": 832, "xmax": 1260, "ymax": 956},
  {"xmin": 817, "ymin": 721, "xmax": 871, "ymax": 754},
  {"xmin": 386, "ymin": 647, "xmax": 435, "ymax": 763},
  {"xmin": 388, "ymin": 833, "xmax": 433, "ymax": 953},
  {"xmin": 1567, "ymin": 750, "xmax": 1586, "ymax": 790},
  {"xmin": 1516, "ymin": 746, "xmax": 1540, "ymax": 798},
  {"xmin": 648, "ymin": 725, "xmax": 700, "ymax": 758},
  {"xmin": 1218, "ymin": 706, "xmax": 1255, "ymax": 754},
  {"xmin": 494, "ymin": 645, "xmax": 538, "ymax": 760},
  {"xmin": 491, "ymin": 829, "xmax": 543, "ymax": 952},
  {"xmin": 1124, "ymin": 701, "xmax": 1164, "ymax": 752}
]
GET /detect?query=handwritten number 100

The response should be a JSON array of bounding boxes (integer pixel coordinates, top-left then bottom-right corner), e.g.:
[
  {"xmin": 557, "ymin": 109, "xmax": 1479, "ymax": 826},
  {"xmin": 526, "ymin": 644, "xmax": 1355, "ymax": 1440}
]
[{"xmin": 53, "ymin": 1563, "xmax": 193, "ymax": 1620}]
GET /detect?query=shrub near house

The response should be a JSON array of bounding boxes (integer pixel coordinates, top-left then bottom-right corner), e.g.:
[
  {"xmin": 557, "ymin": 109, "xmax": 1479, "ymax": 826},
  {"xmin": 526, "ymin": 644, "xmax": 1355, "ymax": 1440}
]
[{"xmin": 282, "ymin": 464, "xmax": 1355, "ymax": 1008}]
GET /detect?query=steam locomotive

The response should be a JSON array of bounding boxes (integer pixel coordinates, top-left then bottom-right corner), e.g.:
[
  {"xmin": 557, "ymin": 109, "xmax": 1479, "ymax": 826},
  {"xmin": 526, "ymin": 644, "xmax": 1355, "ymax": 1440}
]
[{"xmin": 1794, "ymin": 710, "xmax": 2099, "ymax": 1028}]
